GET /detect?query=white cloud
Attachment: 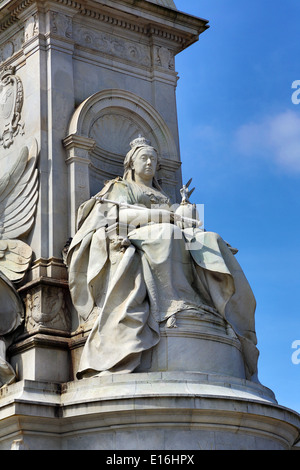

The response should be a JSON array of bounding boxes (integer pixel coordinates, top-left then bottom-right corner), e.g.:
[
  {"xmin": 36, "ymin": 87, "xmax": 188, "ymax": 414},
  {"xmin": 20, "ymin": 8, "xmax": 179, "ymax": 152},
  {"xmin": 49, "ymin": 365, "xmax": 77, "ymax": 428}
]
[{"xmin": 235, "ymin": 110, "xmax": 300, "ymax": 173}]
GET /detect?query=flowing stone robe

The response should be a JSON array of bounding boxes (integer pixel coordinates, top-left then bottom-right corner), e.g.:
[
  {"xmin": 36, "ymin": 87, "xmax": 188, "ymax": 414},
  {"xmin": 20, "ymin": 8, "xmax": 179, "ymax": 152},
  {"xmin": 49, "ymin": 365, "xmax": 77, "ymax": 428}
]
[
  {"xmin": 67, "ymin": 178, "xmax": 259, "ymax": 380},
  {"xmin": 0, "ymin": 272, "xmax": 24, "ymax": 386}
]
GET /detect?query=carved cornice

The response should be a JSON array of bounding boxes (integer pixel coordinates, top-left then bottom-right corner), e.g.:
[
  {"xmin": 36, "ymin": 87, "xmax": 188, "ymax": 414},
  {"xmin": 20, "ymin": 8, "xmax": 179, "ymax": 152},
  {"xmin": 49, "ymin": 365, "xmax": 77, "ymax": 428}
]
[
  {"xmin": 63, "ymin": 133, "xmax": 96, "ymax": 165},
  {"xmin": 63, "ymin": 133, "xmax": 96, "ymax": 151},
  {"xmin": 0, "ymin": 0, "xmax": 35, "ymax": 32},
  {"xmin": 0, "ymin": 0, "xmax": 208, "ymax": 51}
]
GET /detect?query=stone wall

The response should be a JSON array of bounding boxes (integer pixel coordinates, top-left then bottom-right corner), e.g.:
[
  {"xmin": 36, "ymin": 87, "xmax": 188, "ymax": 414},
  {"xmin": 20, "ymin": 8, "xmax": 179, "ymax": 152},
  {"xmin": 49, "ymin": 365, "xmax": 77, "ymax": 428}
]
[{"xmin": 0, "ymin": 0, "xmax": 208, "ymax": 383}]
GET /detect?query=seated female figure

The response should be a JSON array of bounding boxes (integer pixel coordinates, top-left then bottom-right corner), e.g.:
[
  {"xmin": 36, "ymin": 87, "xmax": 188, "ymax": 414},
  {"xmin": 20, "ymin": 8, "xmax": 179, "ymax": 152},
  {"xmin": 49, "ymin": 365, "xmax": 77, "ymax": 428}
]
[{"xmin": 67, "ymin": 137, "xmax": 258, "ymax": 381}]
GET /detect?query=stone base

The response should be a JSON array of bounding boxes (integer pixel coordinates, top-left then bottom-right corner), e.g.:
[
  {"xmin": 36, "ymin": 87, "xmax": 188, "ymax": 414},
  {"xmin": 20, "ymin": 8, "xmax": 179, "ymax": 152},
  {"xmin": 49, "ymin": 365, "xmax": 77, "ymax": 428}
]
[
  {"xmin": 0, "ymin": 372, "xmax": 299, "ymax": 450},
  {"xmin": 137, "ymin": 310, "xmax": 246, "ymax": 379},
  {"xmin": 9, "ymin": 327, "xmax": 71, "ymax": 383},
  {"xmin": 7, "ymin": 306, "xmax": 247, "ymax": 385},
  {"xmin": 70, "ymin": 309, "xmax": 248, "ymax": 382}
]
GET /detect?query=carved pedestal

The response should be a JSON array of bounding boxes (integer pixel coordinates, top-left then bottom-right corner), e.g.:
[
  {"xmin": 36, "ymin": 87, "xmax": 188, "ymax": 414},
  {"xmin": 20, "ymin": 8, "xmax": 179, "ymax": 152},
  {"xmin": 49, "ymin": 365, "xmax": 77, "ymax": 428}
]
[
  {"xmin": 137, "ymin": 310, "xmax": 246, "ymax": 379},
  {"xmin": 8, "ymin": 261, "xmax": 72, "ymax": 384},
  {"xmin": 0, "ymin": 372, "xmax": 299, "ymax": 450}
]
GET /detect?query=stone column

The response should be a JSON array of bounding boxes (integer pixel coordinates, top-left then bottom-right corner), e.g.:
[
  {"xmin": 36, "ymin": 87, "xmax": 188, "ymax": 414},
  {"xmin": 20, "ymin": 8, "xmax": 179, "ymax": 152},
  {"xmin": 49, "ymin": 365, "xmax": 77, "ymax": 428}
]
[
  {"xmin": 1, "ymin": 1, "xmax": 78, "ymax": 383},
  {"xmin": 63, "ymin": 134, "xmax": 95, "ymax": 237}
]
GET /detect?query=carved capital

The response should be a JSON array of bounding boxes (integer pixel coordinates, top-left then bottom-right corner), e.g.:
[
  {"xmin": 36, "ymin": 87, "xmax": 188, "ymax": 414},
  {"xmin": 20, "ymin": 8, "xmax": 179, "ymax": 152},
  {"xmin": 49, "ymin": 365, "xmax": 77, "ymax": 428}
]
[
  {"xmin": 63, "ymin": 133, "xmax": 96, "ymax": 152},
  {"xmin": 63, "ymin": 134, "xmax": 96, "ymax": 167}
]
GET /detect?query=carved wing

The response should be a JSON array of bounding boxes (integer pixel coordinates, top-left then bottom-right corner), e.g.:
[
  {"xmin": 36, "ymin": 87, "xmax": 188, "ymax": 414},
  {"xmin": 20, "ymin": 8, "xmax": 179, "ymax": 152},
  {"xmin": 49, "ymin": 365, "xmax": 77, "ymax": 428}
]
[
  {"xmin": 0, "ymin": 239, "xmax": 33, "ymax": 282},
  {"xmin": 0, "ymin": 139, "xmax": 39, "ymax": 240},
  {"xmin": 0, "ymin": 139, "xmax": 38, "ymax": 282}
]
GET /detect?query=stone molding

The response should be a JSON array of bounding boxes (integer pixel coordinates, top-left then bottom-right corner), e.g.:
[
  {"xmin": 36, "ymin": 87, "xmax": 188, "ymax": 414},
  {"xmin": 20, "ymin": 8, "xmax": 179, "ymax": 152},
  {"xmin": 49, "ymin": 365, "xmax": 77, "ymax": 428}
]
[
  {"xmin": 0, "ymin": 0, "xmax": 35, "ymax": 33},
  {"xmin": 66, "ymin": 88, "xmax": 178, "ymax": 160},
  {"xmin": 63, "ymin": 133, "xmax": 96, "ymax": 164},
  {"xmin": 0, "ymin": 0, "xmax": 208, "ymax": 50},
  {"xmin": 73, "ymin": 24, "xmax": 151, "ymax": 68},
  {"xmin": 0, "ymin": 374, "xmax": 299, "ymax": 449}
]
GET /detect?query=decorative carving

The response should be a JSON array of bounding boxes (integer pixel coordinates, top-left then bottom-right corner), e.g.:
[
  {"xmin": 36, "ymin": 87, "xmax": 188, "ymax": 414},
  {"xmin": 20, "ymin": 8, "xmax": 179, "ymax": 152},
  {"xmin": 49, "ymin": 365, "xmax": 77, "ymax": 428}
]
[
  {"xmin": 0, "ymin": 0, "xmax": 208, "ymax": 54},
  {"xmin": 0, "ymin": 31, "xmax": 23, "ymax": 64},
  {"xmin": 74, "ymin": 26, "xmax": 150, "ymax": 66},
  {"xmin": 24, "ymin": 285, "xmax": 71, "ymax": 332},
  {"xmin": 50, "ymin": 12, "xmax": 72, "ymax": 39},
  {"xmin": 0, "ymin": 239, "xmax": 32, "ymax": 281},
  {"xmin": 24, "ymin": 13, "xmax": 39, "ymax": 42},
  {"xmin": 0, "ymin": 66, "xmax": 24, "ymax": 148},
  {"xmin": 154, "ymin": 46, "xmax": 175, "ymax": 70},
  {"xmin": 0, "ymin": 139, "xmax": 39, "ymax": 386},
  {"xmin": 90, "ymin": 113, "xmax": 144, "ymax": 155},
  {"xmin": 0, "ymin": 140, "xmax": 39, "ymax": 242}
]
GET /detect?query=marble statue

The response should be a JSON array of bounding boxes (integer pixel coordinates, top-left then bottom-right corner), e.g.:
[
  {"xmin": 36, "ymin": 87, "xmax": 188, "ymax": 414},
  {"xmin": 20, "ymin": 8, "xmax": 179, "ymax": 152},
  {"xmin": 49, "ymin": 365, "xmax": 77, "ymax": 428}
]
[
  {"xmin": 67, "ymin": 137, "xmax": 259, "ymax": 381},
  {"xmin": 0, "ymin": 140, "xmax": 38, "ymax": 386}
]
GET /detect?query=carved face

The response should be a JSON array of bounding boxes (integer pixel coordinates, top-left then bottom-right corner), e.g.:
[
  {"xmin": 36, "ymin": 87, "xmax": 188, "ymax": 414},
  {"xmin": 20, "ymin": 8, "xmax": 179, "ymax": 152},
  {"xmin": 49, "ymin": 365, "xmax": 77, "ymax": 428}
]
[{"xmin": 131, "ymin": 147, "xmax": 157, "ymax": 183}]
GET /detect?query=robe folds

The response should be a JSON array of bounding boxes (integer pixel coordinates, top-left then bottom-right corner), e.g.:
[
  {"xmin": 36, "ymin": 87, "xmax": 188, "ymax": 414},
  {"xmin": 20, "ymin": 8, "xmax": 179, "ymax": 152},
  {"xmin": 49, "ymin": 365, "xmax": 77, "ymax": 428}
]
[
  {"xmin": 67, "ymin": 178, "xmax": 259, "ymax": 380},
  {"xmin": 0, "ymin": 272, "xmax": 24, "ymax": 386}
]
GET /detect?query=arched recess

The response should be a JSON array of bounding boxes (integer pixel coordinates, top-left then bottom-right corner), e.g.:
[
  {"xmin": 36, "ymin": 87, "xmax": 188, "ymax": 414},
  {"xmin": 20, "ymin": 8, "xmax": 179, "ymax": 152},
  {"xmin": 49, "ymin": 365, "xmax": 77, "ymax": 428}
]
[{"xmin": 63, "ymin": 89, "xmax": 182, "ymax": 236}]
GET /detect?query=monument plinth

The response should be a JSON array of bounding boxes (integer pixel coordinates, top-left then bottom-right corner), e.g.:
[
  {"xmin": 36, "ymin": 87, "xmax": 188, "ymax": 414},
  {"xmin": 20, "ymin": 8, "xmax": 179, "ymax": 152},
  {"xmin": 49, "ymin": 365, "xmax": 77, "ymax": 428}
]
[{"xmin": 0, "ymin": 0, "xmax": 299, "ymax": 450}]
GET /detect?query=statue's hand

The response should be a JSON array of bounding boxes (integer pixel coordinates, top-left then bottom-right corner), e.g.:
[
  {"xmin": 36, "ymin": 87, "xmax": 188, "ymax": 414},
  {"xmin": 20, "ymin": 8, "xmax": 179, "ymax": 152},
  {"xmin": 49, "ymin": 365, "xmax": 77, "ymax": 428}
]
[
  {"xmin": 174, "ymin": 203, "xmax": 201, "ymax": 229},
  {"xmin": 120, "ymin": 207, "xmax": 173, "ymax": 227}
]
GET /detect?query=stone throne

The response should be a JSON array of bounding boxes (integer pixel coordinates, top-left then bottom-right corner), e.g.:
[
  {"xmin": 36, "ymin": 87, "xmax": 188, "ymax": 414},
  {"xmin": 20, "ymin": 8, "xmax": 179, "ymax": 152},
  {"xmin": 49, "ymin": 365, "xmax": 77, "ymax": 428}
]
[{"xmin": 0, "ymin": 0, "xmax": 299, "ymax": 450}]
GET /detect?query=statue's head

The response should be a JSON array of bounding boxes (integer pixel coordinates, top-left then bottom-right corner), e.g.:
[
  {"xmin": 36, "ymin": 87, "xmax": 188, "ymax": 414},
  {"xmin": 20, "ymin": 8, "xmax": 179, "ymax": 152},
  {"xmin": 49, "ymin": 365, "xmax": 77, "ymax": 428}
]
[{"xmin": 123, "ymin": 136, "xmax": 161, "ymax": 188}]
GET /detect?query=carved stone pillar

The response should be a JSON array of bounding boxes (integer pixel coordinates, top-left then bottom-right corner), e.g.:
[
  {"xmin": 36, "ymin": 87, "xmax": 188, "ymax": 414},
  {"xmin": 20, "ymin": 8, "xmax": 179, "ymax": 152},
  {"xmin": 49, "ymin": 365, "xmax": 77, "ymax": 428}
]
[{"xmin": 63, "ymin": 134, "xmax": 95, "ymax": 237}]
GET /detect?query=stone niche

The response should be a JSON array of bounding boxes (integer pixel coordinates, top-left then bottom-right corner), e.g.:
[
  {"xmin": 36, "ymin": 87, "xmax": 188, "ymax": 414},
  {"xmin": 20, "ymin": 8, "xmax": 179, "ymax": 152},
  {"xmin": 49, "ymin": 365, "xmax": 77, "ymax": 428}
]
[{"xmin": 63, "ymin": 88, "xmax": 181, "ymax": 237}]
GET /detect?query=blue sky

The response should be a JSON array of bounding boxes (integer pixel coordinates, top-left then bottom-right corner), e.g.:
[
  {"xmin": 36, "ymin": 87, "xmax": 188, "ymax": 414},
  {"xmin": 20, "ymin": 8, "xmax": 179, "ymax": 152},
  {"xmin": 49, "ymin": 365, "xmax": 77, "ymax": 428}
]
[{"xmin": 174, "ymin": 0, "xmax": 300, "ymax": 413}]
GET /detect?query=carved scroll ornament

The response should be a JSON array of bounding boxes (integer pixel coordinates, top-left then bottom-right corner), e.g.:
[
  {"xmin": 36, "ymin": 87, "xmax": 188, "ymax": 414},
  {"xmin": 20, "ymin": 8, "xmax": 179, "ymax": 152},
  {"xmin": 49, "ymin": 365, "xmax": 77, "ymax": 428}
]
[{"xmin": 0, "ymin": 66, "xmax": 24, "ymax": 149}]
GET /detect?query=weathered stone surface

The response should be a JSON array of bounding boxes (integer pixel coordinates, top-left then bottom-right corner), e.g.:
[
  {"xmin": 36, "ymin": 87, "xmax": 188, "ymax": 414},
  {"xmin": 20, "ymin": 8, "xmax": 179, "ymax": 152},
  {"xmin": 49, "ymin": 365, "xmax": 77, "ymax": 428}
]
[
  {"xmin": 147, "ymin": 0, "xmax": 177, "ymax": 9},
  {"xmin": 0, "ymin": 0, "xmax": 208, "ymax": 391},
  {"xmin": 0, "ymin": 375, "xmax": 299, "ymax": 450}
]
